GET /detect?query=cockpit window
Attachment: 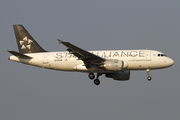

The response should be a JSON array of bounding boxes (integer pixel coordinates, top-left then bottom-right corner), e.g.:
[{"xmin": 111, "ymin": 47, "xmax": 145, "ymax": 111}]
[{"xmin": 158, "ymin": 54, "xmax": 166, "ymax": 57}]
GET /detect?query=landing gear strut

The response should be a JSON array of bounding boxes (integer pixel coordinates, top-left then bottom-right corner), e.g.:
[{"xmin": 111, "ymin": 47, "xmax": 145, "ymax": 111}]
[
  {"xmin": 146, "ymin": 69, "xmax": 152, "ymax": 81},
  {"xmin": 88, "ymin": 73, "xmax": 102, "ymax": 85}
]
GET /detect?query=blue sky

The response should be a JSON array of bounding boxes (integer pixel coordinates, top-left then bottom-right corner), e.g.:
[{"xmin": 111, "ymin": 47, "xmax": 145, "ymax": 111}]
[{"xmin": 0, "ymin": 0, "xmax": 180, "ymax": 120}]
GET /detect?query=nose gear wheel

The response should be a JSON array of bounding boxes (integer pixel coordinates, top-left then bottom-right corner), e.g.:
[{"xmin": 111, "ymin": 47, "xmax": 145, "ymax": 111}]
[{"xmin": 146, "ymin": 69, "xmax": 152, "ymax": 81}]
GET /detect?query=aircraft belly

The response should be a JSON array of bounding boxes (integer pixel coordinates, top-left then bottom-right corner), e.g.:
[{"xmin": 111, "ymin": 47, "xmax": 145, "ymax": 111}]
[
  {"xmin": 67, "ymin": 61, "xmax": 76, "ymax": 70},
  {"xmin": 50, "ymin": 60, "xmax": 67, "ymax": 70}
]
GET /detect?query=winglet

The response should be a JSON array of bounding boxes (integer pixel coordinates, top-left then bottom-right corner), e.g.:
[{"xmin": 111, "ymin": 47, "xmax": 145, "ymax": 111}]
[{"xmin": 57, "ymin": 39, "xmax": 63, "ymax": 44}]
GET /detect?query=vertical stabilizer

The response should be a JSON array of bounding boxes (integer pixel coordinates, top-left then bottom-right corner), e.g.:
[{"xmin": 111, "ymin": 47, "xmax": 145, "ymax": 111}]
[{"xmin": 13, "ymin": 25, "xmax": 46, "ymax": 53}]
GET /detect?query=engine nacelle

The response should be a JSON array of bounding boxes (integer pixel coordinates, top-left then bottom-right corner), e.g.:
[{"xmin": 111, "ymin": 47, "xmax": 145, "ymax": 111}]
[
  {"xmin": 104, "ymin": 60, "xmax": 124, "ymax": 71},
  {"xmin": 105, "ymin": 71, "xmax": 130, "ymax": 81}
]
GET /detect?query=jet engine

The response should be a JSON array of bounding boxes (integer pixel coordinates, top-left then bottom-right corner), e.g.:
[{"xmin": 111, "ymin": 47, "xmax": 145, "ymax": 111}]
[
  {"xmin": 103, "ymin": 60, "xmax": 127, "ymax": 71},
  {"xmin": 105, "ymin": 71, "xmax": 130, "ymax": 81}
]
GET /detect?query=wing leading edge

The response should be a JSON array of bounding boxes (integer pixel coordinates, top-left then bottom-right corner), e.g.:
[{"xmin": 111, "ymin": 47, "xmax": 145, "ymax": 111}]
[{"xmin": 57, "ymin": 39, "xmax": 105, "ymax": 67}]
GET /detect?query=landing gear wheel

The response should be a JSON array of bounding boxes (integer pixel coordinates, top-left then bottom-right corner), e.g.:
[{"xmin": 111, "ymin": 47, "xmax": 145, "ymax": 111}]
[
  {"xmin": 146, "ymin": 69, "xmax": 152, "ymax": 81},
  {"xmin": 147, "ymin": 76, "xmax": 152, "ymax": 81},
  {"xmin": 88, "ymin": 73, "xmax": 95, "ymax": 80},
  {"xmin": 94, "ymin": 79, "xmax": 100, "ymax": 85}
]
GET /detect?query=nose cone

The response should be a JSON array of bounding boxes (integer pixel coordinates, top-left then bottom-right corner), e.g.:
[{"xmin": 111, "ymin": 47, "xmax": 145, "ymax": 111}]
[{"xmin": 167, "ymin": 58, "xmax": 174, "ymax": 67}]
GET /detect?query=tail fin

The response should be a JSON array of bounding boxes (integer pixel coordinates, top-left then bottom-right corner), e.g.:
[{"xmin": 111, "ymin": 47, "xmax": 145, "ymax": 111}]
[{"xmin": 13, "ymin": 25, "xmax": 46, "ymax": 53}]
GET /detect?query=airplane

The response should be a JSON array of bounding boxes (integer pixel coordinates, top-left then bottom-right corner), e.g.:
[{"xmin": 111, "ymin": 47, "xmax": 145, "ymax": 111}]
[{"xmin": 8, "ymin": 25, "xmax": 174, "ymax": 85}]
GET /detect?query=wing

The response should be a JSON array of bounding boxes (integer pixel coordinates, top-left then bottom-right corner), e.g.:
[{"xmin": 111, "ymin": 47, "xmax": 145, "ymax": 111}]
[{"xmin": 58, "ymin": 39, "xmax": 105, "ymax": 67}]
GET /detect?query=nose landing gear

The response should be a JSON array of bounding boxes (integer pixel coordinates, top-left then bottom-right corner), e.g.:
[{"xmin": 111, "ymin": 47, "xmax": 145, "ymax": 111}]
[
  {"xmin": 147, "ymin": 76, "xmax": 152, "ymax": 81},
  {"xmin": 146, "ymin": 69, "xmax": 152, "ymax": 81},
  {"xmin": 88, "ymin": 73, "xmax": 102, "ymax": 85}
]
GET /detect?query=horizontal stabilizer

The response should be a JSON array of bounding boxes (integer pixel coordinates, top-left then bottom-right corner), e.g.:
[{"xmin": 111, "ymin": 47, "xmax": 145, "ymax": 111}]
[{"xmin": 8, "ymin": 50, "xmax": 32, "ymax": 59}]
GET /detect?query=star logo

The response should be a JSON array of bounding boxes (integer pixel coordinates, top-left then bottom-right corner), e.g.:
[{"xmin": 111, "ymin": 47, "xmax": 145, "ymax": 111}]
[{"xmin": 19, "ymin": 36, "xmax": 33, "ymax": 49}]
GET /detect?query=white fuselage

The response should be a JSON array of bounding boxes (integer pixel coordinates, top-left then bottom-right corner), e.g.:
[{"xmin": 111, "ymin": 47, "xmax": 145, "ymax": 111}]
[{"xmin": 9, "ymin": 50, "xmax": 174, "ymax": 73}]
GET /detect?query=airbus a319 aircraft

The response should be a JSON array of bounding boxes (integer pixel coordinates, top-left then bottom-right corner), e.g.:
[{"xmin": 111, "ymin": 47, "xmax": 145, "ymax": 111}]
[{"xmin": 8, "ymin": 25, "xmax": 174, "ymax": 85}]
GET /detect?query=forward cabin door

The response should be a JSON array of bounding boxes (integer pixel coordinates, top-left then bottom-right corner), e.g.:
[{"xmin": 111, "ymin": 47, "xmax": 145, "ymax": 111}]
[{"xmin": 146, "ymin": 50, "xmax": 151, "ymax": 61}]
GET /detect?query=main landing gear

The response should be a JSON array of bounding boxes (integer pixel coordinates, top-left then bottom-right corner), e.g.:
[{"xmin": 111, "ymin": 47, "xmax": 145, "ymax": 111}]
[
  {"xmin": 146, "ymin": 69, "xmax": 152, "ymax": 81},
  {"xmin": 88, "ymin": 73, "xmax": 102, "ymax": 85},
  {"xmin": 88, "ymin": 73, "xmax": 95, "ymax": 80}
]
